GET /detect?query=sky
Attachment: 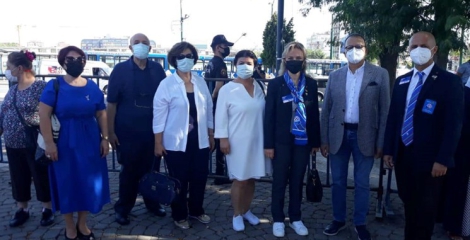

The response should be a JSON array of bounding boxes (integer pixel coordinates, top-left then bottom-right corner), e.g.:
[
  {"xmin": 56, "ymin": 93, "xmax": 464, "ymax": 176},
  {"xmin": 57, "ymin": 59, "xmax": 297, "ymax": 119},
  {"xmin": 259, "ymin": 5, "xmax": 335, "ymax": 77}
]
[{"xmin": 0, "ymin": 0, "xmax": 334, "ymax": 50}]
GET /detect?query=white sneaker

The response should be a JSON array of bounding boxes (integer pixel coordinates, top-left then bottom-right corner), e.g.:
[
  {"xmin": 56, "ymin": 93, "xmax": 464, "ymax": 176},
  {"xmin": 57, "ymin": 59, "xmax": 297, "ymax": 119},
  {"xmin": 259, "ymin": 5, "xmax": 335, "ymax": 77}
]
[
  {"xmin": 242, "ymin": 210, "xmax": 260, "ymax": 225},
  {"xmin": 289, "ymin": 220, "xmax": 309, "ymax": 236},
  {"xmin": 273, "ymin": 222, "xmax": 285, "ymax": 237},
  {"xmin": 232, "ymin": 215, "xmax": 245, "ymax": 232}
]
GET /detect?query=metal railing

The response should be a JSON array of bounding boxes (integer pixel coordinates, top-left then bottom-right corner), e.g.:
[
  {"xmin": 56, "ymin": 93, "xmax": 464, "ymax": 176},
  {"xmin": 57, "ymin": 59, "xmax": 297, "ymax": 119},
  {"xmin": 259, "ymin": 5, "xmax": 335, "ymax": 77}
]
[{"xmin": 0, "ymin": 74, "xmax": 396, "ymax": 220}]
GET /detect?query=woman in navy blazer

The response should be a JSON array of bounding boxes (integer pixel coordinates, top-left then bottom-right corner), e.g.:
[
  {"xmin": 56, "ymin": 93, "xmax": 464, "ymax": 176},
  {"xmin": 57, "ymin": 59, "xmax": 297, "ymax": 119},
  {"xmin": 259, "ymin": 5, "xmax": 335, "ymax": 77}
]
[{"xmin": 264, "ymin": 41, "xmax": 321, "ymax": 237}]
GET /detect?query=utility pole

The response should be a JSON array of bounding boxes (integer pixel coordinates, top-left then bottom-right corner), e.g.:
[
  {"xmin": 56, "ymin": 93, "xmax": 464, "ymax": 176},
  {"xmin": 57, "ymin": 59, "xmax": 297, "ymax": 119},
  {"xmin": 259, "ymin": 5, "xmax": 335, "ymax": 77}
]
[
  {"xmin": 275, "ymin": 0, "xmax": 284, "ymax": 74},
  {"xmin": 459, "ymin": 24, "xmax": 466, "ymax": 66},
  {"xmin": 329, "ymin": 14, "xmax": 333, "ymax": 60},
  {"xmin": 180, "ymin": 0, "xmax": 189, "ymax": 42}
]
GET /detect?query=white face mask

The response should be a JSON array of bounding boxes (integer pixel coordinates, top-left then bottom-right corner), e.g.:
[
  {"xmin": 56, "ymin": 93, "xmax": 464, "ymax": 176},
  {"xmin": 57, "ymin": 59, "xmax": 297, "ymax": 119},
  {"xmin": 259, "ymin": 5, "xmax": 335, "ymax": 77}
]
[
  {"xmin": 346, "ymin": 48, "xmax": 365, "ymax": 64},
  {"xmin": 410, "ymin": 47, "xmax": 433, "ymax": 65},
  {"xmin": 176, "ymin": 58, "xmax": 195, "ymax": 73},
  {"xmin": 236, "ymin": 64, "xmax": 254, "ymax": 79},
  {"xmin": 5, "ymin": 70, "xmax": 17, "ymax": 82},
  {"xmin": 132, "ymin": 43, "xmax": 150, "ymax": 60}
]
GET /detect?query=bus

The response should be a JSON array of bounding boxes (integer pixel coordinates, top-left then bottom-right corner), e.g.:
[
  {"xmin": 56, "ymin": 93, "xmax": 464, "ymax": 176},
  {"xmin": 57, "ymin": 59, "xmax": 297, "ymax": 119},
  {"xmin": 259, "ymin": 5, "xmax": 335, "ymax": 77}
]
[
  {"xmin": 306, "ymin": 59, "xmax": 348, "ymax": 76},
  {"xmin": 84, "ymin": 51, "xmax": 168, "ymax": 71}
]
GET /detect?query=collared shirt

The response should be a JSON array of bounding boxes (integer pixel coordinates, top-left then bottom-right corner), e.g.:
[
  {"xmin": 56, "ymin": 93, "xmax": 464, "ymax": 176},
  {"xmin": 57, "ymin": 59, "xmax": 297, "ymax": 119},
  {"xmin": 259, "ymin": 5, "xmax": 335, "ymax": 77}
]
[
  {"xmin": 153, "ymin": 72, "xmax": 214, "ymax": 151},
  {"xmin": 406, "ymin": 62, "xmax": 435, "ymax": 106},
  {"xmin": 344, "ymin": 62, "xmax": 365, "ymax": 123},
  {"xmin": 107, "ymin": 56, "xmax": 166, "ymax": 136}
]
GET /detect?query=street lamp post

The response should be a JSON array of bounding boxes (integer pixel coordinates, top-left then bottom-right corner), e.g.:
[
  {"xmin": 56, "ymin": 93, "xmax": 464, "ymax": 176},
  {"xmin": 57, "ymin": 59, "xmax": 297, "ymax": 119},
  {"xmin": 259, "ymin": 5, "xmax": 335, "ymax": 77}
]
[
  {"xmin": 329, "ymin": 14, "xmax": 334, "ymax": 60},
  {"xmin": 180, "ymin": 0, "xmax": 189, "ymax": 42},
  {"xmin": 275, "ymin": 0, "xmax": 284, "ymax": 74},
  {"xmin": 459, "ymin": 24, "xmax": 466, "ymax": 66}
]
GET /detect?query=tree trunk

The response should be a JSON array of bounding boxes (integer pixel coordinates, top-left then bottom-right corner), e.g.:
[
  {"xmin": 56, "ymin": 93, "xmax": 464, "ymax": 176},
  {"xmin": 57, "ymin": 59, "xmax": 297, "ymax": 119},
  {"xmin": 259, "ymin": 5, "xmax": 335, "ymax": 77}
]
[
  {"xmin": 379, "ymin": 50, "xmax": 399, "ymax": 91},
  {"xmin": 434, "ymin": 49, "xmax": 450, "ymax": 70}
]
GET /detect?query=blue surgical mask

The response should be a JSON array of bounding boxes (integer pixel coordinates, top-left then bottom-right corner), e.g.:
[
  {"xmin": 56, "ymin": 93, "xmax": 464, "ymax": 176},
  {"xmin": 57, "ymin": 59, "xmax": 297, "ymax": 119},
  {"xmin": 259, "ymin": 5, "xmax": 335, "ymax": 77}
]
[
  {"xmin": 5, "ymin": 70, "xmax": 17, "ymax": 82},
  {"xmin": 132, "ymin": 43, "xmax": 150, "ymax": 59},
  {"xmin": 236, "ymin": 64, "xmax": 254, "ymax": 79},
  {"xmin": 176, "ymin": 58, "xmax": 195, "ymax": 73}
]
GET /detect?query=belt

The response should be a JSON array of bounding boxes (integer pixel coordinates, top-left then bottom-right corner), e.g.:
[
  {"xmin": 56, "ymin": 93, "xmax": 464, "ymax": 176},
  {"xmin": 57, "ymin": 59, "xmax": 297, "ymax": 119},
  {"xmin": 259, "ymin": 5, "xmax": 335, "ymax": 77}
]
[{"xmin": 344, "ymin": 123, "xmax": 359, "ymax": 130}]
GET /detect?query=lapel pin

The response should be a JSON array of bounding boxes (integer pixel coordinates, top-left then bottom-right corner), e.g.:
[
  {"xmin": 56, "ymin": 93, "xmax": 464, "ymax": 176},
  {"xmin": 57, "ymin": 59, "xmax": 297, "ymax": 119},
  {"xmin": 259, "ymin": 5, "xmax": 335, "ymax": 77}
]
[{"xmin": 432, "ymin": 75, "xmax": 437, "ymax": 80}]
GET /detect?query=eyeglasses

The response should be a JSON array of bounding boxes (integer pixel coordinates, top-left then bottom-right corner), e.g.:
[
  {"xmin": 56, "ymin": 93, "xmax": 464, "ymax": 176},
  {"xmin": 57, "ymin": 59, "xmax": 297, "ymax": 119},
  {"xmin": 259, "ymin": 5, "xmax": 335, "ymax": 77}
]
[
  {"xmin": 177, "ymin": 54, "xmax": 194, "ymax": 60},
  {"xmin": 65, "ymin": 56, "xmax": 86, "ymax": 63},
  {"xmin": 344, "ymin": 45, "xmax": 365, "ymax": 50}
]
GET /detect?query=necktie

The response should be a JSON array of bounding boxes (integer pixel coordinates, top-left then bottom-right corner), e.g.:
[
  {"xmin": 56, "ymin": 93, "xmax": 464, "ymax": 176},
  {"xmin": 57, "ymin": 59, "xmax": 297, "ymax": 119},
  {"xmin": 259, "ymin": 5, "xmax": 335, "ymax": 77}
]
[{"xmin": 401, "ymin": 72, "xmax": 425, "ymax": 146}]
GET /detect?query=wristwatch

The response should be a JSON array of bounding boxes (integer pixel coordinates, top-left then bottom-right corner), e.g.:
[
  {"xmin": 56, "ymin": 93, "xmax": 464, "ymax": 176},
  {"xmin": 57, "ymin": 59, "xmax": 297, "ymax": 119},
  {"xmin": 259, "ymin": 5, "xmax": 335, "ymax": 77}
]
[{"xmin": 102, "ymin": 136, "xmax": 109, "ymax": 141}]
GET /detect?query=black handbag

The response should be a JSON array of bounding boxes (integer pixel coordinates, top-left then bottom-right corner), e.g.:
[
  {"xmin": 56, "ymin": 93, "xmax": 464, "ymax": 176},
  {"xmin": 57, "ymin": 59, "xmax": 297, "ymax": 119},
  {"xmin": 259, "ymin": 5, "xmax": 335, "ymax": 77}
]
[
  {"xmin": 138, "ymin": 157, "xmax": 181, "ymax": 206},
  {"xmin": 306, "ymin": 154, "xmax": 323, "ymax": 203}
]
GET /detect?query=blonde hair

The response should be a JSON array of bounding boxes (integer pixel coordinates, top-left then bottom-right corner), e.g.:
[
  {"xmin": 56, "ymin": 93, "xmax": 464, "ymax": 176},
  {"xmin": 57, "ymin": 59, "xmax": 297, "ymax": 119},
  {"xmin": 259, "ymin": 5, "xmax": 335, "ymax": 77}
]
[{"xmin": 278, "ymin": 41, "xmax": 308, "ymax": 76}]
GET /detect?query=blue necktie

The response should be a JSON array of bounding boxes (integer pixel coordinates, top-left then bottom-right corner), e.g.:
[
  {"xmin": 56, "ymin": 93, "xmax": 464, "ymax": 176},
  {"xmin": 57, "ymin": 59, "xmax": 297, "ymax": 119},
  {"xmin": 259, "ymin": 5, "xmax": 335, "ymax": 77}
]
[{"xmin": 401, "ymin": 72, "xmax": 425, "ymax": 146}]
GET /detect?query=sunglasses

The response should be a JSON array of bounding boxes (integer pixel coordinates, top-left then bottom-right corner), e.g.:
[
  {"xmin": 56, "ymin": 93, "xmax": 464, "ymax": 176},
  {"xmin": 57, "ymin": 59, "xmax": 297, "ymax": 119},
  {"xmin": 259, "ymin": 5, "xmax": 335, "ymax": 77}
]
[
  {"xmin": 65, "ymin": 56, "xmax": 86, "ymax": 62},
  {"xmin": 344, "ymin": 45, "xmax": 365, "ymax": 50},
  {"xmin": 177, "ymin": 54, "xmax": 194, "ymax": 60}
]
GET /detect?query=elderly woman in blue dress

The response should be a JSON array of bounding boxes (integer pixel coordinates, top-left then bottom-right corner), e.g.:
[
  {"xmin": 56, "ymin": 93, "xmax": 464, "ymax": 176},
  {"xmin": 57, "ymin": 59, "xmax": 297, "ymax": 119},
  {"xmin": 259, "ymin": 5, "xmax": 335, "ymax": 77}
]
[{"xmin": 39, "ymin": 46, "xmax": 110, "ymax": 240}]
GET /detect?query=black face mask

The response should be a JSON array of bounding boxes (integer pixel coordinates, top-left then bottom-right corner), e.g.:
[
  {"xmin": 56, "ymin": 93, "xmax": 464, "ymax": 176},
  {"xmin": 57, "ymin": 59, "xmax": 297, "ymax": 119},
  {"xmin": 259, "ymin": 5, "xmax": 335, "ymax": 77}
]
[
  {"xmin": 65, "ymin": 61, "xmax": 84, "ymax": 78},
  {"xmin": 220, "ymin": 47, "xmax": 230, "ymax": 58},
  {"xmin": 285, "ymin": 60, "xmax": 304, "ymax": 74}
]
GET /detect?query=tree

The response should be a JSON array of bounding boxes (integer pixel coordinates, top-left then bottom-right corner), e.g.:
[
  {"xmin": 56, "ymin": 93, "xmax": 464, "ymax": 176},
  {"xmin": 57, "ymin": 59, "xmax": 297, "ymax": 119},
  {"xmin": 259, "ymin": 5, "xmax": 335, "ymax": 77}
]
[
  {"xmin": 261, "ymin": 14, "xmax": 296, "ymax": 71},
  {"xmin": 300, "ymin": 0, "xmax": 470, "ymax": 87},
  {"xmin": 307, "ymin": 49, "xmax": 326, "ymax": 59}
]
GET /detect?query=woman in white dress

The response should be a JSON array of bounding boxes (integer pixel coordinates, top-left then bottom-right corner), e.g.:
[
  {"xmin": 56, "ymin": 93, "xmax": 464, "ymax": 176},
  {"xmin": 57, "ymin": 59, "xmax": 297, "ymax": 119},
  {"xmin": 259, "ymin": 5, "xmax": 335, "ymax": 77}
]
[{"xmin": 214, "ymin": 50, "xmax": 268, "ymax": 232}]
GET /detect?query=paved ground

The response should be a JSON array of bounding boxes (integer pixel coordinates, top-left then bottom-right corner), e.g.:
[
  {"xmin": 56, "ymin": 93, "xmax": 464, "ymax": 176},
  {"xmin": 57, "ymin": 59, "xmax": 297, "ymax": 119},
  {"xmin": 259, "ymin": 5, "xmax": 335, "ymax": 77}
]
[{"xmin": 0, "ymin": 152, "xmax": 459, "ymax": 240}]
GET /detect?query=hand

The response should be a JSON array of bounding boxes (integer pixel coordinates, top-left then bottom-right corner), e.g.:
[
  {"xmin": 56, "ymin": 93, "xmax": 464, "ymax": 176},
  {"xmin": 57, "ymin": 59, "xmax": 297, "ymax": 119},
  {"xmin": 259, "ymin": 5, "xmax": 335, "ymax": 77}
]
[
  {"xmin": 45, "ymin": 142, "xmax": 58, "ymax": 161},
  {"xmin": 431, "ymin": 162, "xmax": 447, "ymax": 177},
  {"xmin": 154, "ymin": 143, "xmax": 167, "ymax": 157},
  {"xmin": 109, "ymin": 133, "xmax": 120, "ymax": 149},
  {"xmin": 220, "ymin": 138, "xmax": 230, "ymax": 155},
  {"xmin": 321, "ymin": 144, "xmax": 329, "ymax": 158},
  {"xmin": 264, "ymin": 149, "xmax": 274, "ymax": 159},
  {"xmin": 383, "ymin": 155, "xmax": 394, "ymax": 169},
  {"xmin": 209, "ymin": 135, "xmax": 215, "ymax": 152},
  {"xmin": 375, "ymin": 148, "xmax": 383, "ymax": 159},
  {"xmin": 100, "ymin": 139, "xmax": 110, "ymax": 158},
  {"xmin": 311, "ymin": 148, "xmax": 319, "ymax": 156}
]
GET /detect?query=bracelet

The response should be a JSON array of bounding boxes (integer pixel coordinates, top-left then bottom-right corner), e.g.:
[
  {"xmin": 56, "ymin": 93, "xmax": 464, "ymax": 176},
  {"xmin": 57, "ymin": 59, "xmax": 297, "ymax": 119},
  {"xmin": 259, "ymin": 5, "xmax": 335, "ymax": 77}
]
[{"xmin": 101, "ymin": 136, "xmax": 109, "ymax": 141}]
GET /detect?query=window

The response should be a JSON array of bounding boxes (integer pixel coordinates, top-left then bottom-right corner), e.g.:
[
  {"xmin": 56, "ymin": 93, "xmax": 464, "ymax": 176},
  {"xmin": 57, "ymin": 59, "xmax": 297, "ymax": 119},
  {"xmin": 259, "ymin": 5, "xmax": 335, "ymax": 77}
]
[{"xmin": 149, "ymin": 57, "xmax": 165, "ymax": 68}]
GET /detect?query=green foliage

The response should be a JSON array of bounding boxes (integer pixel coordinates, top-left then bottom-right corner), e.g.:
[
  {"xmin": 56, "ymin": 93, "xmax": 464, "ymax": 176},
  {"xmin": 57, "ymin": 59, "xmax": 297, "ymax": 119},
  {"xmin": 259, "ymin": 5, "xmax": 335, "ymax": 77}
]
[
  {"xmin": 261, "ymin": 14, "xmax": 296, "ymax": 70},
  {"xmin": 0, "ymin": 42, "xmax": 19, "ymax": 48},
  {"xmin": 307, "ymin": 49, "xmax": 326, "ymax": 59}
]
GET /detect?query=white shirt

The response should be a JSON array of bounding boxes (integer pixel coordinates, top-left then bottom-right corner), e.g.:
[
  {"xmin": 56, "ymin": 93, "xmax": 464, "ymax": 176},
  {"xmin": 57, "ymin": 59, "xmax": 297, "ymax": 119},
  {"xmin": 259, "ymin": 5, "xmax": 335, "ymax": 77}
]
[
  {"xmin": 344, "ymin": 63, "xmax": 365, "ymax": 123},
  {"xmin": 406, "ymin": 62, "xmax": 435, "ymax": 106},
  {"xmin": 153, "ymin": 72, "xmax": 214, "ymax": 151}
]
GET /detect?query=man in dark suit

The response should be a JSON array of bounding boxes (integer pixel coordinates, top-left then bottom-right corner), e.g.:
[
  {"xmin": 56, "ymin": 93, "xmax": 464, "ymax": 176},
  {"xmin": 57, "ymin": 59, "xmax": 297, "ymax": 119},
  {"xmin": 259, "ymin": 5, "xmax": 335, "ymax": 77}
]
[{"xmin": 383, "ymin": 31, "xmax": 464, "ymax": 240}]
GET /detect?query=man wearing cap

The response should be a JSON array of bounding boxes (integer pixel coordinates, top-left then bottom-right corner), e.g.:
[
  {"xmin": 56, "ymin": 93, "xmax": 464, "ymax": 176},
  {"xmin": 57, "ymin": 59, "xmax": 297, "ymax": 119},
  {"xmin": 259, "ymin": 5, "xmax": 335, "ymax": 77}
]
[{"xmin": 205, "ymin": 34, "xmax": 233, "ymax": 185}]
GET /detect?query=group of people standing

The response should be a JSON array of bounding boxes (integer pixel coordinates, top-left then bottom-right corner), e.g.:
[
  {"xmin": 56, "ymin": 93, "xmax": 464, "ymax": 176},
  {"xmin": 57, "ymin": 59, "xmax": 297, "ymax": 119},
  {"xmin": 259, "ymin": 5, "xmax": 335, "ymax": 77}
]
[{"xmin": 0, "ymin": 30, "xmax": 469, "ymax": 240}]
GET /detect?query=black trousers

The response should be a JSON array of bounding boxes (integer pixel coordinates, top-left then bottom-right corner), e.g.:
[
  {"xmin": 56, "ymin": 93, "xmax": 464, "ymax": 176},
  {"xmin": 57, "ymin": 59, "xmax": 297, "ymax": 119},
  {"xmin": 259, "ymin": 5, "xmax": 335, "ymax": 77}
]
[
  {"xmin": 7, "ymin": 147, "xmax": 51, "ymax": 203},
  {"xmin": 213, "ymin": 97, "xmax": 227, "ymax": 177},
  {"xmin": 165, "ymin": 137, "xmax": 210, "ymax": 221},
  {"xmin": 271, "ymin": 143, "xmax": 310, "ymax": 223},
  {"xmin": 395, "ymin": 144, "xmax": 444, "ymax": 240},
  {"xmin": 114, "ymin": 137, "xmax": 161, "ymax": 216}
]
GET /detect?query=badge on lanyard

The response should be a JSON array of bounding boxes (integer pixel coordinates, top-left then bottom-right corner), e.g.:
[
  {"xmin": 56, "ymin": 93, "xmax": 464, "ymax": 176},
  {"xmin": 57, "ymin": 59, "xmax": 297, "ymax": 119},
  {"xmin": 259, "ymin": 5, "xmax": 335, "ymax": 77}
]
[{"xmin": 422, "ymin": 99, "xmax": 437, "ymax": 114}]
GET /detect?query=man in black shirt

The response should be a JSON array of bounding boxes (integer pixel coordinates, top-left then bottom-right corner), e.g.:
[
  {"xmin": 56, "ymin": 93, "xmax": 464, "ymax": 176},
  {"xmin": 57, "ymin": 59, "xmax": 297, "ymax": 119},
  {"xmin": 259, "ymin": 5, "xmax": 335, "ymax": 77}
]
[{"xmin": 205, "ymin": 34, "xmax": 233, "ymax": 185}]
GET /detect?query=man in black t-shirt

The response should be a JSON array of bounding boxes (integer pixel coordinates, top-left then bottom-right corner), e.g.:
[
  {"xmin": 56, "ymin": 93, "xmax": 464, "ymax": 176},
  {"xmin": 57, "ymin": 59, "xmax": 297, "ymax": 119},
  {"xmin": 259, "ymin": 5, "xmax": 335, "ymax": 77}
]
[{"xmin": 205, "ymin": 34, "xmax": 233, "ymax": 185}]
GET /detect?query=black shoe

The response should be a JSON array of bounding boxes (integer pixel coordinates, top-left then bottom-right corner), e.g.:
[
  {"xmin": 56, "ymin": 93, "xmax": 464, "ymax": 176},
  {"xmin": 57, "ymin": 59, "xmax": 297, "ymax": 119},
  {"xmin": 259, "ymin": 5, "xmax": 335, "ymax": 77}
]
[
  {"xmin": 9, "ymin": 208, "xmax": 30, "ymax": 227},
  {"xmin": 355, "ymin": 225, "xmax": 371, "ymax": 240},
  {"xmin": 115, "ymin": 213, "xmax": 130, "ymax": 225},
  {"xmin": 323, "ymin": 220, "xmax": 346, "ymax": 236},
  {"xmin": 64, "ymin": 229, "xmax": 78, "ymax": 240},
  {"xmin": 40, "ymin": 208, "xmax": 55, "ymax": 227},
  {"xmin": 149, "ymin": 205, "xmax": 166, "ymax": 217},
  {"xmin": 77, "ymin": 224, "xmax": 95, "ymax": 240},
  {"xmin": 213, "ymin": 178, "xmax": 232, "ymax": 185}
]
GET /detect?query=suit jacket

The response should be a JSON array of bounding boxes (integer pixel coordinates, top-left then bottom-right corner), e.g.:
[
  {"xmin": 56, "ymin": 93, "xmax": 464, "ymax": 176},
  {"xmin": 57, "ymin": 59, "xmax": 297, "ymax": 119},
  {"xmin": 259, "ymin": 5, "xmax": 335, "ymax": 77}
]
[
  {"xmin": 454, "ymin": 86, "xmax": 470, "ymax": 176},
  {"xmin": 264, "ymin": 75, "xmax": 321, "ymax": 149},
  {"xmin": 320, "ymin": 62, "xmax": 390, "ymax": 157},
  {"xmin": 383, "ymin": 65, "xmax": 464, "ymax": 172}
]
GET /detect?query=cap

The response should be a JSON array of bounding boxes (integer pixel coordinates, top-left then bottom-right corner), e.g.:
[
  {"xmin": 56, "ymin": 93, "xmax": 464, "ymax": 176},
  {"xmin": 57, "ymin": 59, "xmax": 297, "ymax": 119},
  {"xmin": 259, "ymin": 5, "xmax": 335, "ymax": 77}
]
[{"xmin": 210, "ymin": 35, "xmax": 234, "ymax": 48}]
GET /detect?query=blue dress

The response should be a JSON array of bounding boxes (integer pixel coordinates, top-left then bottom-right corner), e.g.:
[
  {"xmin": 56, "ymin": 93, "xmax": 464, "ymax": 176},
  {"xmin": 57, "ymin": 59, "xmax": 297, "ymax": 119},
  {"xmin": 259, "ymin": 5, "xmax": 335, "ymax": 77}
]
[{"xmin": 40, "ymin": 77, "xmax": 110, "ymax": 214}]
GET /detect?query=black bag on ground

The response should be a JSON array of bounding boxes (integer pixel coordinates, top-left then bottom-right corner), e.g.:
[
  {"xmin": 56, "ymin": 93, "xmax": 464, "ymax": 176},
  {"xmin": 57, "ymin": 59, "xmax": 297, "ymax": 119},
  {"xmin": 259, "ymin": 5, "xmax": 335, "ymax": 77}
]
[
  {"xmin": 306, "ymin": 154, "xmax": 323, "ymax": 203},
  {"xmin": 138, "ymin": 157, "xmax": 181, "ymax": 206}
]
